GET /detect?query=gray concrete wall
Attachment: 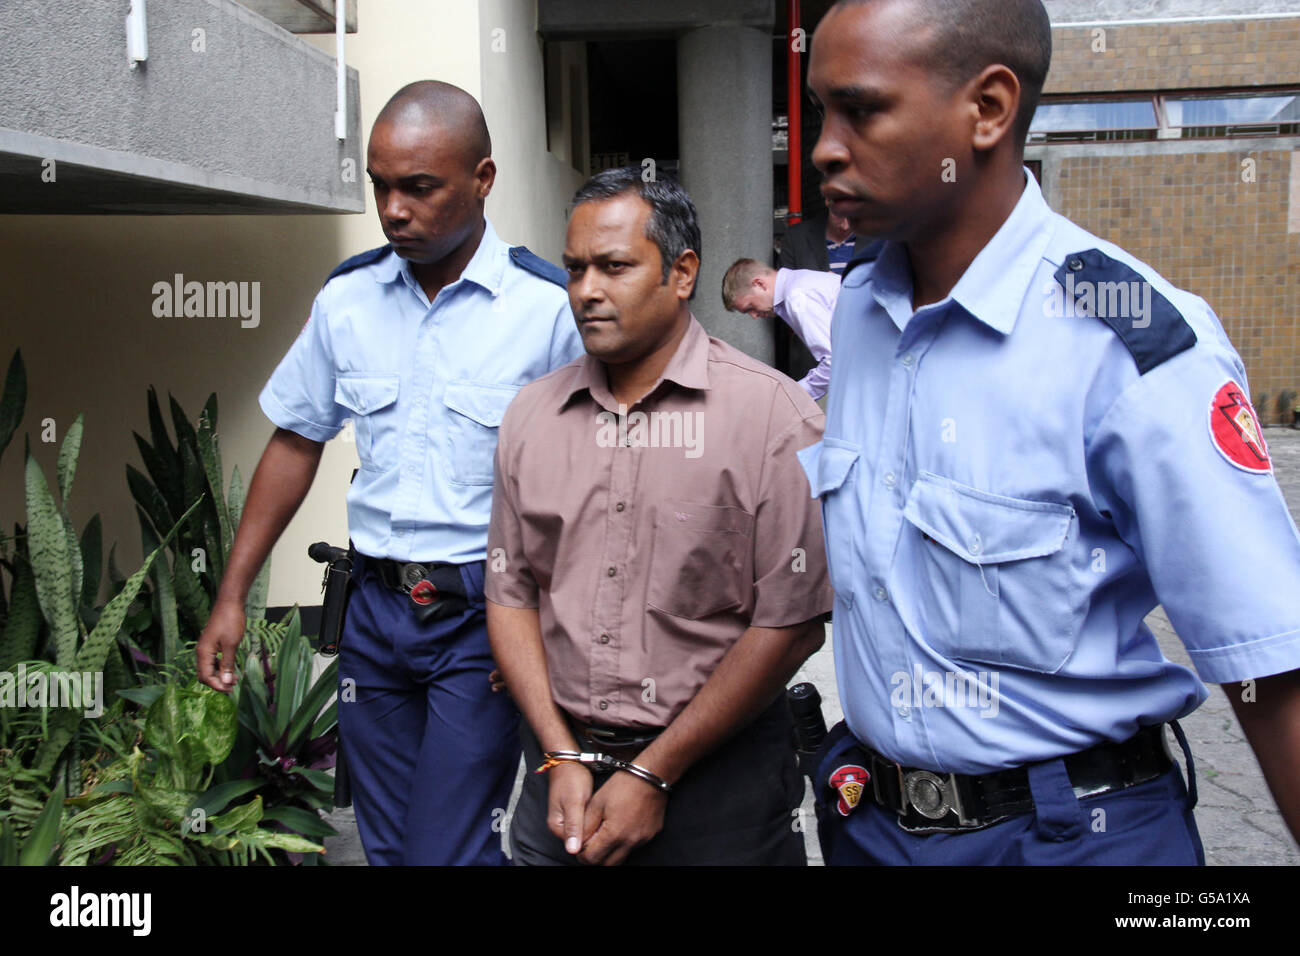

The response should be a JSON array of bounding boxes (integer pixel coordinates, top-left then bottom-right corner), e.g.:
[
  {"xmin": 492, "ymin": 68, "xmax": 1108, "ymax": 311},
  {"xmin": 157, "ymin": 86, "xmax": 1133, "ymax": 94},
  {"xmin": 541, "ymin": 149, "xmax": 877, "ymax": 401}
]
[
  {"xmin": 677, "ymin": 25, "xmax": 774, "ymax": 362},
  {"xmin": 0, "ymin": 0, "xmax": 363, "ymax": 213}
]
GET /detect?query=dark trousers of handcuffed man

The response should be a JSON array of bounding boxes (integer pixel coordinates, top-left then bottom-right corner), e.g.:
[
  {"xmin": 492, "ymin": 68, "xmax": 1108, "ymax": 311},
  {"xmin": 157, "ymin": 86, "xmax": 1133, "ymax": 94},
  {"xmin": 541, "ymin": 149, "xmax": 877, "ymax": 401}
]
[
  {"xmin": 509, "ymin": 697, "xmax": 807, "ymax": 866},
  {"xmin": 337, "ymin": 553, "xmax": 521, "ymax": 865}
]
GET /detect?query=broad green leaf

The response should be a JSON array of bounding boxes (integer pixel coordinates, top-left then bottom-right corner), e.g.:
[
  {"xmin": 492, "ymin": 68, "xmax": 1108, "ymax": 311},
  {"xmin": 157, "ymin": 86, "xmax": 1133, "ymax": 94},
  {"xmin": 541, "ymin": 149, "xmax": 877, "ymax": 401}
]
[
  {"xmin": 126, "ymin": 464, "xmax": 174, "ymax": 542},
  {"xmin": 273, "ymin": 627, "xmax": 310, "ymax": 738},
  {"xmin": 144, "ymin": 681, "xmax": 237, "ymax": 788},
  {"xmin": 248, "ymin": 830, "xmax": 325, "ymax": 855},
  {"xmin": 172, "ymin": 555, "xmax": 210, "ymax": 634},
  {"xmin": 146, "ymin": 386, "xmax": 176, "ymax": 466},
  {"xmin": 195, "ymin": 403, "xmax": 232, "ymax": 561},
  {"xmin": 116, "ymin": 685, "xmax": 165, "ymax": 708},
  {"xmin": 189, "ymin": 779, "xmax": 263, "ymax": 821},
  {"xmin": 209, "ymin": 794, "xmax": 264, "ymax": 834},
  {"xmin": 73, "ymin": 497, "xmax": 201, "ymax": 676},
  {"xmin": 132, "ymin": 431, "xmax": 182, "ymax": 523},
  {"xmin": 286, "ymin": 766, "xmax": 334, "ymax": 792},
  {"xmin": 139, "ymin": 786, "xmax": 197, "ymax": 825},
  {"xmin": 259, "ymin": 804, "xmax": 337, "ymax": 840},
  {"xmin": 18, "ymin": 788, "xmax": 64, "ymax": 866},
  {"xmin": 55, "ymin": 413, "xmax": 83, "ymax": 503},
  {"xmin": 310, "ymin": 699, "xmax": 338, "ymax": 740},
  {"xmin": 0, "ymin": 557, "xmax": 41, "ymax": 669},
  {"xmin": 138, "ymin": 508, "xmax": 178, "ymax": 668},
  {"xmin": 0, "ymin": 350, "xmax": 26, "ymax": 468},
  {"xmin": 30, "ymin": 708, "xmax": 79, "ymax": 775},
  {"xmin": 79, "ymin": 514, "xmax": 102, "ymax": 608},
  {"xmin": 285, "ymin": 655, "xmax": 338, "ymax": 755},
  {"xmin": 227, "ymin": 465, "xmax": 244, "ymax": 534},
  {"xmin": 24, "ymin": 456, "xmax": 79, "ymax": 666},
  {"xmin": 60, "ymin": 510, "xmax": 82, "ymax": 642}
]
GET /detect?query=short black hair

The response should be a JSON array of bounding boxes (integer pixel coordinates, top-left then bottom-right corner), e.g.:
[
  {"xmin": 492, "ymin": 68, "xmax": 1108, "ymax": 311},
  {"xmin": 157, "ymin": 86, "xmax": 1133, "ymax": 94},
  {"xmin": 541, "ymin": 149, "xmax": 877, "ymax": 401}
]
[
  {"xmin": 375, "ymin": 80, "xmax": 492, "ymax": 168},
  {"xmin": 833, "ymin": 0, "xmax": 1053, "ymax": 145},
  {"xmin": 570, "ymin": 167, "xmax": 703, "ymax": 299}
]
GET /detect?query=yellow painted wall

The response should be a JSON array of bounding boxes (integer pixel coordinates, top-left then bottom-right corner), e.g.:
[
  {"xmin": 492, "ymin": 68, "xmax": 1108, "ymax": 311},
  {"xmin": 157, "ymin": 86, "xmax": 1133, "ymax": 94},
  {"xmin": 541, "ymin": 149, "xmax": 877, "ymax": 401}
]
[{"xmin": 0, "ymin": 1, "xmax": 576, "ymax": 609}]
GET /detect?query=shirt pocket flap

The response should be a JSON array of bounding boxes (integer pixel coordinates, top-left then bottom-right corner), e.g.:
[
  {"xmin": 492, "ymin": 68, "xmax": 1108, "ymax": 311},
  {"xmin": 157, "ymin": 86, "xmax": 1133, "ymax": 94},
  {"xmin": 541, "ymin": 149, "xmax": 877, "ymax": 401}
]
[
  {"xmin": 902, "ymin": 472, "xmax": 1074, "ymax": 565},
  {"xmin": 442, "ymin": 381, "xmax": 520, "ymax": 427},
  {"xmin": 798, "ymin": 438, "xmax": 860, "ymax": 497},
  {"xmin": 655, "ymin": 499, "xmax": 755, "ymax": 535},
  {"xmin": 335, "ymin": 374, "xmax": 399, "ymax": 415}
]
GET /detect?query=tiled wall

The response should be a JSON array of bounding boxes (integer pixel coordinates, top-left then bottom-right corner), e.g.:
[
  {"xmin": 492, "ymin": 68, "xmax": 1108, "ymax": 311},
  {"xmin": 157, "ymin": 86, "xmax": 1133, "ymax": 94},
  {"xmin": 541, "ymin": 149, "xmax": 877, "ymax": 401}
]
[
  {"xmin": 1046, "ymin": 19, "xmax": 1300, "ymax": 94},
  {"xmin": 1047, "ymin": 148, "xmax": 1300, "ymax": 419},
  {"xmin": 1039, "ymin": 17, "xmax": 1300, "ymax": 418}
]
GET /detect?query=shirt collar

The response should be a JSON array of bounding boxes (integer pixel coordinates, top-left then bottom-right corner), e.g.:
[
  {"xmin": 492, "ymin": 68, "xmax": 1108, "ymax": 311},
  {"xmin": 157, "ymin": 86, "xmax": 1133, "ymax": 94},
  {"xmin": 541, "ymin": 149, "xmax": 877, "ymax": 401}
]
[
  {"xmin": 948, "ymin": 171, "xmax": 1055, "ymax": 335},
  {"xmin": 865, "ymin": 170, "xmax": 1055, "ymax": 336},
  {"xmin": 371, "ymin": 217, "xmax": 508, "ymax": 298},
  {"xmin": 773, "ymin": 268, "xmax": 792, "ymax": 310},
  {"xmin": 559, "ymin": 313, "xmax": 712, "ymax": 413}
]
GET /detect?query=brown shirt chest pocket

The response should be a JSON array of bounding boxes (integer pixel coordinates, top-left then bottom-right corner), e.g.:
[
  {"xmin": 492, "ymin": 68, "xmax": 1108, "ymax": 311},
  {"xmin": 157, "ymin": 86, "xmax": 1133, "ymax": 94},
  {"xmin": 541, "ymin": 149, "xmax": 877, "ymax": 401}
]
[{"xmin": 646, "ymin": 499, "xmax": 755, "ymax": 620}]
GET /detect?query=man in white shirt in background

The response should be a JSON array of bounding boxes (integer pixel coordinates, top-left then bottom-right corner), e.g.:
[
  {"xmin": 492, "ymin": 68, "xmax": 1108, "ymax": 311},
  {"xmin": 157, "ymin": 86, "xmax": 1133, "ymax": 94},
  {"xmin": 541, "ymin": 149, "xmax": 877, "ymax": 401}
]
[{"xmin": 723, "ymin": 259, "xmax": 839, "ymax": 401}]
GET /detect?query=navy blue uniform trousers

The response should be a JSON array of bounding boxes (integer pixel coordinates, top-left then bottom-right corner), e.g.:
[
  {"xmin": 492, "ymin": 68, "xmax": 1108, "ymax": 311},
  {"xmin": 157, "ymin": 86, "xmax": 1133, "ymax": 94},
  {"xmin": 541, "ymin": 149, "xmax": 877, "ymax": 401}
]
[
  {"xmin": 337, "ymin": 553, "xmax": 520, "ymax": 865},
  {"xmin": 814, "ymin": 721, "xmax": 1206, "ymax": 865}
]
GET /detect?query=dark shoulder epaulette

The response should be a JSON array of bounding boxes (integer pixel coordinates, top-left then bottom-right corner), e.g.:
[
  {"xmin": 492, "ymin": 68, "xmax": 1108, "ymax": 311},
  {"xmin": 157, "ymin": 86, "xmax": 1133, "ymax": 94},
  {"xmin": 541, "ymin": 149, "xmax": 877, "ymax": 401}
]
[
  {"xmin": 508, "ymin": 245, "xmax": 566, "ymax": 287},
  {"xmin": 325, "ymin": 245, "xmax": 392, "ymax": 284},
  {"xmin": 841, "ymin": 239, "xmax": 885, "ymax": 280},
  {"xmin": 1053, "ymin": 248, "xmax": 1197, "ymax": 375}
]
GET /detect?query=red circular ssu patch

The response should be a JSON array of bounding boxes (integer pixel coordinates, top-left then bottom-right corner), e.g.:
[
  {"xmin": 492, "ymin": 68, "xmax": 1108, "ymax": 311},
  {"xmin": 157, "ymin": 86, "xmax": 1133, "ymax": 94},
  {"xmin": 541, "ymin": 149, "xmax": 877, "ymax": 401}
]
[
  {"xmin": 829, "ymin": 764, "xmax": 870, "ymax": 817},
  {"xmin": 1209, "ymin": 380, "xmax": 1271, "ymax": 474}
]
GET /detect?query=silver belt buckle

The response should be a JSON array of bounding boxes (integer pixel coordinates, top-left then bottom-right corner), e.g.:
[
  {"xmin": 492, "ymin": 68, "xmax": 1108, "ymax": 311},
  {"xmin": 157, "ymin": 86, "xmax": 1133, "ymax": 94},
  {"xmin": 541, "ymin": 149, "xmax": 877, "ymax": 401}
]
[
  {"xmin": 399, "ymin": 562, "xmax": 426, "ymax": 593},
  {"xmin": 901, "ymin": 770, "xmax": 981, "ymax": 830}
]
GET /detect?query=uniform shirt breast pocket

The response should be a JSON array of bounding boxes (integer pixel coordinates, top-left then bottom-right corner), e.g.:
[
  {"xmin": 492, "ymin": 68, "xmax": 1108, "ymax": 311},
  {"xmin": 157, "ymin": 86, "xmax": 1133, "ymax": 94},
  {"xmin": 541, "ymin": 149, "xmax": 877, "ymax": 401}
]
[
  {"xmin": 800, "ymin": 438, "xmax": 861, "ymax": 608},
  {"xmin": 647, "ymin": 500, "xmax": 755, "ymax": 621},
  {"xmin": 442, "ymin": 381, "xmax": 520, "ymax": 485},
  {"xmin": 334, "ymin": 373, "xmax": 400, "ymax": 471},
  {"xmin": 902, "ymin": 472, "xmax": 1080, "ymax": 673}
]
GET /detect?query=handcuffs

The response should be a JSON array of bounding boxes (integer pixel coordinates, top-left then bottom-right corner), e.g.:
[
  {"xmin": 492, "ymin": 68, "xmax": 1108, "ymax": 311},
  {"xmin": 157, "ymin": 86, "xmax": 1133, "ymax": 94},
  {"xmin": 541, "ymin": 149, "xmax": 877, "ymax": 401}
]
[{"xmin": 535, "ymin": 750, "xmax": 673, "ymax": 794}]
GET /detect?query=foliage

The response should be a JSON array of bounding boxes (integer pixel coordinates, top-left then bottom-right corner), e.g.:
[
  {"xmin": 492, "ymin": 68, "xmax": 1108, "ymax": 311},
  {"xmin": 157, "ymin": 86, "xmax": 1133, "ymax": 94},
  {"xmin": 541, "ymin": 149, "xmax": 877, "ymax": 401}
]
[{"xmin": 0, "ymin": 349, "xmax": 337, "ymax": 865}]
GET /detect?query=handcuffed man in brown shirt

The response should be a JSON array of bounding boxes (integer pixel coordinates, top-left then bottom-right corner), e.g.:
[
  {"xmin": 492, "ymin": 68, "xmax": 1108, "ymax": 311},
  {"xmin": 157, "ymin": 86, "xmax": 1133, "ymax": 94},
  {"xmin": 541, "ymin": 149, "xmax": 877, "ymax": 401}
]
[{"xmin": 485, "ymin": 167, "xmax": 832, "ymax": 866}]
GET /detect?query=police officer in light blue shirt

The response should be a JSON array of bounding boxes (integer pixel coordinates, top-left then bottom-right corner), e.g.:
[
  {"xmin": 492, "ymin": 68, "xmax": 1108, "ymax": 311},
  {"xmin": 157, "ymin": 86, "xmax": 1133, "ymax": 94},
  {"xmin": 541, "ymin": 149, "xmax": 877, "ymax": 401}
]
[
  {"xmin": 197, "ymin": 81, "xmax": 583, "ymax": 865},
  {"xmin": 801, "ymin": 0, "xmax": 1300, "ymax": 864}
]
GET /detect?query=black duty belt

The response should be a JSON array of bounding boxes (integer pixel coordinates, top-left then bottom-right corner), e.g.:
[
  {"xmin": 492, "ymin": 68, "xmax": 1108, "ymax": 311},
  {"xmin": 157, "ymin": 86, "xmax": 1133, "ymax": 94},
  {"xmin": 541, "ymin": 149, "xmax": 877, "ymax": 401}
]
[
  {"xmin": 366, "ymin": 556, "xmax": 475, "ymax": 624},
  {"xmin": 858, "ymin": 723, "xmax": 1172, "ymax": 833},
  {"xmin": 370, "ymin": 557, "xmax": 468, "ymax": 599}
]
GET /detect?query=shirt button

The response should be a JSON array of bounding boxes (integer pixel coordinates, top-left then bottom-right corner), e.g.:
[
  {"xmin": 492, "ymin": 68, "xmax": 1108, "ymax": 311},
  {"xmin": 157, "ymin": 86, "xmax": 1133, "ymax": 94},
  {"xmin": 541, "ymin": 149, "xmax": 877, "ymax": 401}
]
[
  {"xmin": 968, "ymin": 535, "xmax": 982, "ymax": 556},
  {"xmin": 901, "ymin": 353, "xmax": 915, "ymax": 368},
  {"xmin": 598, "ymin": 700, "xmax": 609, "ymax": 711},
  {"xmin": 607, "ymin": 566, "xmax": 617, "ymax": 577},
  {"xmin": 615, "ymin": 502, "xmax": 625, "ymax": 512},
  {"xmin": 898, "ymin": 703, "xmax": 912, "ymax": 718},
  {"xmin": 1068, "ymin": 255, "xmax": 1085, "ymax": 272},
  {"xmin": 883, "ymin": 472, "xmax": 897, "ymax": 488},
  {"xmin": 874, "ymin": 586, "xmax": 888, "ymax": 602},
  {"xmin": 599, "ymin": 633, "xmax": 611, "ymax": 644}
]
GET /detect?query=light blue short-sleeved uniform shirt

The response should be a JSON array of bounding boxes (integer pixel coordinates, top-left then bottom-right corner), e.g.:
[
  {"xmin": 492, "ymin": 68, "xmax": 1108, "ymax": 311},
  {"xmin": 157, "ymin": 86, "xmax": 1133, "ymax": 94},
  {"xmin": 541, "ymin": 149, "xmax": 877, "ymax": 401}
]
[
  {"xmin": 800, "ymin": 172, "xmax": 1300, "ymax": 775},
  {"xmin": 260, "ymin": 218, "xmax": 584, "ymax": 564}
]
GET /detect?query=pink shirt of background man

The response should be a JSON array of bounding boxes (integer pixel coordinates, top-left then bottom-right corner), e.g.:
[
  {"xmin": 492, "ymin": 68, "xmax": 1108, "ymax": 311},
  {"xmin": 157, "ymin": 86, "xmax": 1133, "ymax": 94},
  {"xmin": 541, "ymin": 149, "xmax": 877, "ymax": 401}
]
[{"xmin": 774, "ymin": 267, "xmax": 840, "ymax": 401}]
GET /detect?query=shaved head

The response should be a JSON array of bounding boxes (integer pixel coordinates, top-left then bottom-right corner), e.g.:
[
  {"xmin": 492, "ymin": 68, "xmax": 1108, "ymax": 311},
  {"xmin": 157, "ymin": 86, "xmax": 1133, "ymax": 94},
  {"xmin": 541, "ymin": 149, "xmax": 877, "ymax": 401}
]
[
  {"xmin": 832, "ymin": 0, "xmax": 1052, "ymax": 143},
  {"xmin": 374, "ymin": 80, "xmax": 492, "ymax": 171}
]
